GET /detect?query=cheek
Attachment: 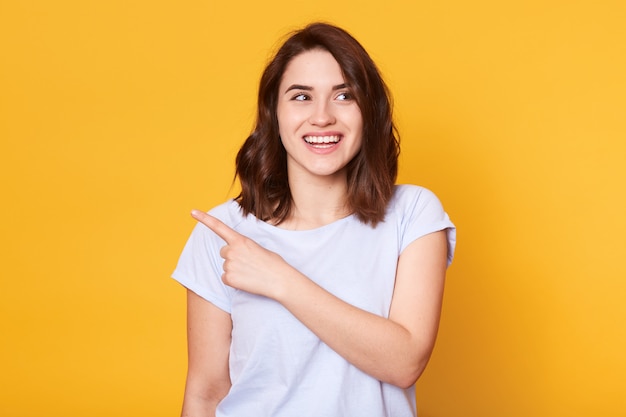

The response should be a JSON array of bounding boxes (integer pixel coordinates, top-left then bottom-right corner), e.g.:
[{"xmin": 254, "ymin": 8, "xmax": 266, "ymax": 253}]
[
  {"xmin": 352, "ymin": 114, "xmax": 364, "ymax": 141},
  {"xmin": 350, "ymin": 107, "xmax": 363, "ymax": 129},
  {"xmin": 276, "ymin": 107, "xmax": 295, "ymax": 130},
  {"xmin": 277, "ymin": 120, "xmax": 290, "ymax": 142}
]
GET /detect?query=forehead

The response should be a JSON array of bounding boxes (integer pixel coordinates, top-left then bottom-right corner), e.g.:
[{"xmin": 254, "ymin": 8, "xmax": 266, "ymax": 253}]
[{"xmin": 280, "ymin": 49, "xmax": 345, "ymax": 86}]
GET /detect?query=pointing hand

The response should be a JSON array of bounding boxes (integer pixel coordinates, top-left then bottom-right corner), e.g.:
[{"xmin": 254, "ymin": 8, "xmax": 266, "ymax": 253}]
[{"xmin": 191, "ymin": 210, "xmax": 293, "ymax": 299}]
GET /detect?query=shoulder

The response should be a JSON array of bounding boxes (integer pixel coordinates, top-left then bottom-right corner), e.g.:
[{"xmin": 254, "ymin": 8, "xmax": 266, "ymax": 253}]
[
  {"xmin": 392, "ymin": 184, "xmax": 438, "ymax": 200},
  {"xmin": 390, "ymin": 184, "xmax": 456, "ymax": 264},
  {"xmin": 388, "ymin": 184, "xmax": 452, "ymax": 237},
  {"xmin": 207, "ymin": 199, "xmax": 247, "ymax": 230},
  {"xmin": 389, "ymin": 184, "xmax": 445, "ymax": 215},
  {"xmin": 186, "ymin": 200, "xmax": 247, "ymax": 243}
]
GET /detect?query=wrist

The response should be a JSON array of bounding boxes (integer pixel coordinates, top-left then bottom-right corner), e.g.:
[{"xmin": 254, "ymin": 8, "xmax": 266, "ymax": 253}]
[{"xmin": 270, "ymin": 264, "xmax": 304, "ymax": 303}]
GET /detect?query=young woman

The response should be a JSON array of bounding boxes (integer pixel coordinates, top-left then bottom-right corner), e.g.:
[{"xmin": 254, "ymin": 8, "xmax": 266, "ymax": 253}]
[{"xmin": 173, "ymin": 22, "xmax": 456, "ymax": 417}]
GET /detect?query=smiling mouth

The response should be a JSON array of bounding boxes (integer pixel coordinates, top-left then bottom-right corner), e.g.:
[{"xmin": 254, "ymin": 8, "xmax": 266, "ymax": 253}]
[{"xmin": 303, "ymin": 135, "xmax": 341, "ymax": 147}]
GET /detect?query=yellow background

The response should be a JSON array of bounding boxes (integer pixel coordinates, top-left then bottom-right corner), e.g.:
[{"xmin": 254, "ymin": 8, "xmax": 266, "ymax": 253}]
[{"xmin": 1, "ymin": 0, "xmax": 625, "ymax": 416}]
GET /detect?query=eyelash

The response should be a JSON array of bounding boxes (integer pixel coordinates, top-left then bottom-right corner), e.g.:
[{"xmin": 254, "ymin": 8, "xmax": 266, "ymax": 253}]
[
  {"xmin": 336, "ymin": 92, "xmax": 352, "ymax": 101},
  {"xmin": 290, "ymin": 92, "xmax": 353, "ymax": 101}
]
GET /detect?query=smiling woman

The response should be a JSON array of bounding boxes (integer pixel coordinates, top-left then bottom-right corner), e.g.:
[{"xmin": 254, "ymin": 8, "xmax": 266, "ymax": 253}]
[
  {"xmin": 276, "ymin": 49, "xmax": 364, "ymax": 192},
  {"xmin": 235, "ymin": 23, "xmax": 401, "ymax": 227},
  {"xmin": 172, "ymin": 22, "xmax": 456, "ymax": 417}
]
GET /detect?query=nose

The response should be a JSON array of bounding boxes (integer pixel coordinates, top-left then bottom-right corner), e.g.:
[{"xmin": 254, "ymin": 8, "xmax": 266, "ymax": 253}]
[{"xmin": 308, "ymin": 100, "xmax": 336, "ymax": 126}]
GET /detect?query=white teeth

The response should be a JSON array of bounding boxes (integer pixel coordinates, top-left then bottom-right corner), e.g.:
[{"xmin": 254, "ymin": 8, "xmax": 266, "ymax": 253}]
[{"xmin": 304, "ymin": 135, "xmax": 340, "ymax": 144}]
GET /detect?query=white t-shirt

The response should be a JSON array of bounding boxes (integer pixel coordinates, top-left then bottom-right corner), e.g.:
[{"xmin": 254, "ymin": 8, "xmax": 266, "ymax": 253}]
[{"xmin": 172, "ymin": 184, "xmax": 456, "ymax": 417}]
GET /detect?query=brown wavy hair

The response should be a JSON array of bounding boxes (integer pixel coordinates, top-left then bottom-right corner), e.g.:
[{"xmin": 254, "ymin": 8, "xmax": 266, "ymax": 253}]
[{"xmin": 235, "ymin": 22, "xmax": 400, "ymax": 226}]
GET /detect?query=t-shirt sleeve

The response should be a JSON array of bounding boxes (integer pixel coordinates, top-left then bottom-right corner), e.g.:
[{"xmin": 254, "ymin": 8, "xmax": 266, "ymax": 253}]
[
  {"xmin": 172, "ymin": 221, "xmax": 234, "ymax": 313},
  {"xmin": 398, "ymin": 185, "xmax": 457, "ymax": 266}
]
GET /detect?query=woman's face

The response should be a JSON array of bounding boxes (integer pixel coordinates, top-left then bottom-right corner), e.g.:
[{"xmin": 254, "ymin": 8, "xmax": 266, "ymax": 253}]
[{"xmin": 276, "ymin": 49, "xmax": 363, "ymax": 183}]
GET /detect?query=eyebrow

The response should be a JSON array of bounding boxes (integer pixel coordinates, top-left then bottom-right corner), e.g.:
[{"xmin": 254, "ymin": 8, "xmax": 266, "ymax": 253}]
[{"xmin": 284, "ymin": 83, "xmax": 349, "ymax": 93}]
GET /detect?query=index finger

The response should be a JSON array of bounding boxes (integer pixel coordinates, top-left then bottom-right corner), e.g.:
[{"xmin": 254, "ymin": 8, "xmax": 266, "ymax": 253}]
[{"xmin": 191, "ymin": 209, "xmax": 242, "ymax": 244}]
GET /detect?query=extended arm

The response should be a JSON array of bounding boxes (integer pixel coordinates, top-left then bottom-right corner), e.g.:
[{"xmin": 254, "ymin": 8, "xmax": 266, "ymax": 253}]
[
  {"xmin": 192, "ymin": 210, "xmax": 449, "ymax": 388},
  {"xmin": 181, "ymin": 290, "xmax": 232, "ymax": 417}
]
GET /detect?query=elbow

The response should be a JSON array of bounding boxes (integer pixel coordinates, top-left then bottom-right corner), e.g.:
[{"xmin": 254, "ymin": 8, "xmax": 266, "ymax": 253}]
[
  {"xmin": 389, "ymin": 337, "xmax": 440, "ymax": 388},
  {"xmin": 388, "ymin": 355, "xmax": 432, "ymax": 389},
  {"xmin": 392, "ymin": 367, "xmax": 426, "ymax": 389}
]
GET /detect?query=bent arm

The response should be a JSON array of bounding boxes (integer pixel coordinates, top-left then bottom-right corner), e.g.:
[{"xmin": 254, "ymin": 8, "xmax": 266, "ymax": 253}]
[
  {"xmin": 274, "ymin": 230, "xmax": 449, "ymax": 388},
  {"xmin": 191, "ymin": 210, "xmax": 450, "ymax": 389},
  {"xmin": 181, "ymin": 290, "xmax": 232, "ymax": 417}
]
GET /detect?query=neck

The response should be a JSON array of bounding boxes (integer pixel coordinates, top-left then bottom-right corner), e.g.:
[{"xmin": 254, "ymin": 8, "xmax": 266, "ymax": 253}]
[{"xmin": 279, "ymin": 173, "xmax": 351, "ymax": 230}]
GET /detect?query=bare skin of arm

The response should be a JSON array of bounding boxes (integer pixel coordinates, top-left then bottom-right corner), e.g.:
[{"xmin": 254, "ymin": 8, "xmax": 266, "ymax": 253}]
[
  {"xmin": 276, "ymin": 230, "xmax": 448, "ymax": 388},
  {"xmin": 192, "ymin": 210, "xmax": 449, "ymax": 389},
  {"xmin": 181, "ymin": 290, "xmax": 232, "ymax": 417}
]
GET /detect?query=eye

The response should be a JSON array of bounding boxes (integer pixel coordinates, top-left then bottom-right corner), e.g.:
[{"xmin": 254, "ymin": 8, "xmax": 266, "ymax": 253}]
[
  {"xmin": 291, "ymin": 93, "xmax": 310, "ymax": 101},
  {"xmin": 336, "ymin": 91, "xmax": 354, "ymax": 101}
]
